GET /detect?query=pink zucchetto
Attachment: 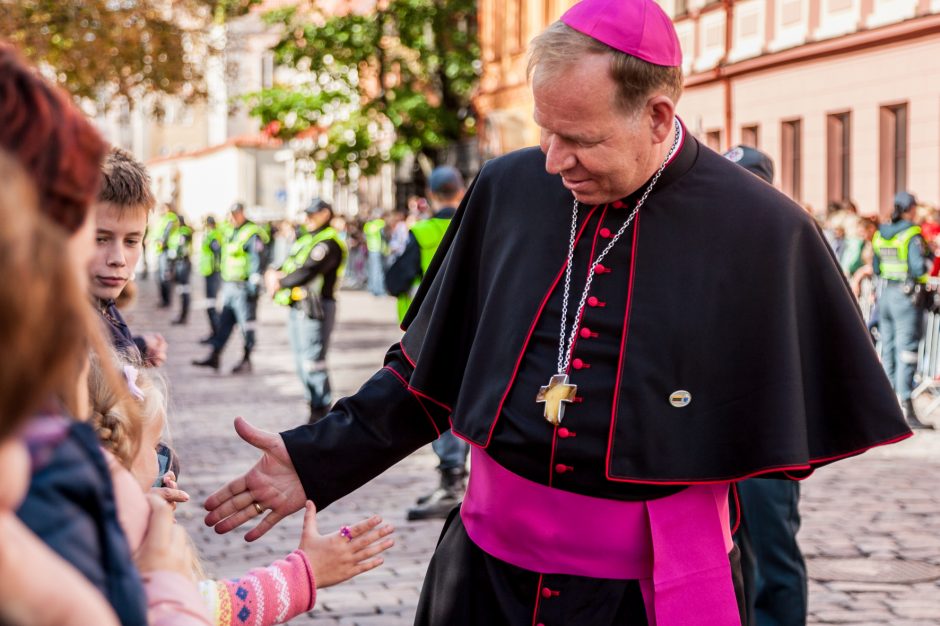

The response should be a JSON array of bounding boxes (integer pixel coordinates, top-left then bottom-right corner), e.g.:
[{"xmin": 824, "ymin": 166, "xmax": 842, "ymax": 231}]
[{"xmin": 560, "ymin": 0, "xmax": 682, "ymax": 68}]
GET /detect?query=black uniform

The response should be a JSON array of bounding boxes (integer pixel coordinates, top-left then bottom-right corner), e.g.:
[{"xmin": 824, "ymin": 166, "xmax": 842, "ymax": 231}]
[{"xmin": 281, "ymin": 133, "xmax": 910, "ymax": 625}]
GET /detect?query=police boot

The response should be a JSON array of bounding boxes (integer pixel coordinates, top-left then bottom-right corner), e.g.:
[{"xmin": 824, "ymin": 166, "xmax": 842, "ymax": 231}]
[
  {"xmin": 407, "ymin": 467, "xmax": 466, "ymax": 521},
  {"xmin": 231, "ymin": 351, "xmax": 253, "ymax": 375},
  {"xmin": 191, "ymin": 350, "xmax": 220, "ymax": 371},
  {"xmin": 172, "ymin": 294, "xmax": 190, "ymax": 325},
  {"xmin": 902, "ymin": 399, "xmax": 935, "ymax": 430},
  {"xmin": 308, "ymin": 404, "xmax": 330, "ymax": 425}
]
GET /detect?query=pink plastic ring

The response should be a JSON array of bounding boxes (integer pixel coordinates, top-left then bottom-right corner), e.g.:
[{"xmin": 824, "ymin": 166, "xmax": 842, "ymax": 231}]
[{"xmin": 339, "ymin": 525, "xmax": 352, "ymax": 541}]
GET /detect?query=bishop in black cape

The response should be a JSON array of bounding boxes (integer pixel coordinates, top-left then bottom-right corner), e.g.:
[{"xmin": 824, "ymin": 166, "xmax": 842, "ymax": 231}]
[{"xmin": 279, "ymin": 127, "xmax": 911, "ymax": 624}]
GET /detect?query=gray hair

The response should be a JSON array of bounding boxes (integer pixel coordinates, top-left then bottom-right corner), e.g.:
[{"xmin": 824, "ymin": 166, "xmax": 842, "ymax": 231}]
[{"xmin": 527, "ymin": 22, "xmax": 683, "ymax": 112}]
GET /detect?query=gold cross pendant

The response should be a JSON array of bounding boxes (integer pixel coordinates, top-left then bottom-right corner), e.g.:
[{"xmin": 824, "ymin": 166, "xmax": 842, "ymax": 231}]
[{"xmin": 536, "ymin": 374, "xmax": 578, "ymax": 426}]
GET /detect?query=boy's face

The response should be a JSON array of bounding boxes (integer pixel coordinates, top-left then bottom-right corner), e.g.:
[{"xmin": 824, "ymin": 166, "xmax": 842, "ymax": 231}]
[{"xmin": 89, "ymin": 202, "xmax": 147, "ymax": 301}]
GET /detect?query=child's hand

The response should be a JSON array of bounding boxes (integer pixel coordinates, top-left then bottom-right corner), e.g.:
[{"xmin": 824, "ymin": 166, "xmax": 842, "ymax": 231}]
[
  {"xmin": 136, "ymin": 494, "xmax": 196, "ymax": 580},
  {"xmin": 151, "ymin": 471, "xmax": 189, "ymax": 510},
  {"xmin": 298, "ymin": 501, "xmax": 394, "ymax": 588}
]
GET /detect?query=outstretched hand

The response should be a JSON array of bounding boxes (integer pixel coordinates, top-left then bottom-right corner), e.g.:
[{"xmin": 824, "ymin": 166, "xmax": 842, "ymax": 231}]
[
  {"xmin": 299, "ymin": 501, "xmax": 394, "ymax": 588},
  {"xmin": 204, "ymin": 417, "xmax": 306, "ymax": 541}
]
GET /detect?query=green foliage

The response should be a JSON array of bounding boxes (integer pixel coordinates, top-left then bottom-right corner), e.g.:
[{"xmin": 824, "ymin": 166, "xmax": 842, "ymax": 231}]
[
  {"xmin": 0, "ymin": 0, "xmax": 258, "ymax": 104},
  {"xmin": 247, "ymin": 0, "xmax": 480, "ymax": 179}
]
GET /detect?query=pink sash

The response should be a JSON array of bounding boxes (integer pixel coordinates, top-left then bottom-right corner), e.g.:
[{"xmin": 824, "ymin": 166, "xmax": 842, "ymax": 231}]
[{"xmin": 461, "ymin": 448, "xmax": 741, "ymax": 626}]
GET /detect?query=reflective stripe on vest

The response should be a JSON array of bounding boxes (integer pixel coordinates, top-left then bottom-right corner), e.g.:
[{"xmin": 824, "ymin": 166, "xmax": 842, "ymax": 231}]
[
  {"xmin": 221, "ymin": 222, "xmax": 269, "ymax": 282},
  {"xmin": 872, "ymin": 225, "xmax": 926, "ymax": 283},
  {"xmin": 274, "ymin": 227, "xmax": 348, "ymax": 306},
  {"xmin": 397, "ymin": 217, "xmax": 451, "ymax": 323},
  {"xmin": 199, "ymin": 228, "xmax": 224, "ymax": 276}
]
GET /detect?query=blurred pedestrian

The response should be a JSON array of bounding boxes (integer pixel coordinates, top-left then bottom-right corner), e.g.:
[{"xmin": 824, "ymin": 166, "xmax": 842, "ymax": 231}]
[
  {"xmin": 192, "ymin": 202, "xmax": 270, "ymax": 374},
  {"xmin": 169, "ymin": 215, "xmax": 194, "ymax": 325},
  {"xmin": 873, "ymin": 191, "xmax": 935, "ymax": 429},
  {"xmin": 150, "ymin": 203, "xmax": 180, "ymax": 308},
  {"xmin": 363, "ymin": 212, "xmax": 387, "ymax": 295},
  {"xmin": 266, "ymin": 199, "xmax": 347, "ymax": 424},
  {"xmin": 198, "ymin": 216, "xmax": 224, "ymax": 343}
]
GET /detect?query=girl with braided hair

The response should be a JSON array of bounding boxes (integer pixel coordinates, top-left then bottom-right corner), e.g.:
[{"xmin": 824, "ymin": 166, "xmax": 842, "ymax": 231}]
[{"xmin": 86, "ymin": 350, "xmax": 396, "ymax": 626}]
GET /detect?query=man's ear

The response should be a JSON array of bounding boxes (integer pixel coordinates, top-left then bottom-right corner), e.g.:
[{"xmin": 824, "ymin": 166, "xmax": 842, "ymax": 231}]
[{"xmin": 646, "ymin": 95, "xmax": 677, "ymax": 144}]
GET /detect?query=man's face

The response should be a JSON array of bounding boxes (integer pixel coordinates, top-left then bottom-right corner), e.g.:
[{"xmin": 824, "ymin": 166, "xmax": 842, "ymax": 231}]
[
  {"xmin": 88, "ymin": 202, "xmax": 146, "ymax": 301},
  {"xmin": 533, "ymin": 54, "xmax": 655, "ymax": 205}
]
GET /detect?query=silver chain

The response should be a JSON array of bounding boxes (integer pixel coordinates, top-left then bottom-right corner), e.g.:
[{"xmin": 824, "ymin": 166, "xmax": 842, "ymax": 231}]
[{"xmin": 556, "ymin": 118, "xmax": 682, "ymax": 375}]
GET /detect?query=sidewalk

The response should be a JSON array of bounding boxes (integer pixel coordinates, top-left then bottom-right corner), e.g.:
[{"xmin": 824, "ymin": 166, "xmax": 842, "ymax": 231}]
[{"xmin": 124, "ymin": 278, "xmax": 940, "ymax": 625}]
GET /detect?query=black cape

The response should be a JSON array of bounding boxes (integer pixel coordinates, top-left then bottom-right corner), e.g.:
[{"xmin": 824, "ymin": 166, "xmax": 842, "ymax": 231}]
[{"xmin": 399, "ymin": 139, "xmax": 910, "ymax": 484}]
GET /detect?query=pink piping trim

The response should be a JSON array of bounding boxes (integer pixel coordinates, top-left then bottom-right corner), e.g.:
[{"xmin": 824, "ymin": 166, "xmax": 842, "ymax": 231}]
[
  {"xmin": 481, "ymin": 204, "xmax": 602, "ymax": 447},
  {"xmin": 382, "ymin": 366, "xmax": 441, "ymax": 437},
  {"xmin": 530, "ymin": 574, "xmax": 544, "ymax": 626},
  {"xmin": 605, "ymin": 210, "xmax": 643, "ymax": 480},
  {"xmin": 397, "ymin": 343, "xmax": 454, "ymax": 413},
  {"xmin": 565, "ymin": 204, "xmax": 609, "ymax": 371},
  {"xmin": 730, "ymin": 483, "xmax": 742, "ymax": 535}
]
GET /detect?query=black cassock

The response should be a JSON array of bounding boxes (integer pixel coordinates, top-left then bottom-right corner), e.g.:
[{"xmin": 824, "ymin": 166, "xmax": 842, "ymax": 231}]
[{"xmin": 282, "ymin": 132, "xmax": 910, "ymax": 625}]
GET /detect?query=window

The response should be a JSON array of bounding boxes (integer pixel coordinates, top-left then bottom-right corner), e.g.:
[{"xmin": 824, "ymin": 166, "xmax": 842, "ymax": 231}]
[
  {"xmin": 781, "ymin": 119, "xmax": 803, "ymax": 201},
  {"xmin": 826, "ymin": 112, "xmax": 851, "ymax": 204},
  {"xmin": 705, "ymin": 129, "xmax": 723, "ymax": 152},
  {"xmin": 879, "ymin": 103, "xmax": 908, "ymax": 215},
  {"xmin": 741, "ymin": 125, "xmax": 760, "ymax": 148},
  {"xmin": 261, "ymin": 53, "xmax": 275, "ymax": 89}
]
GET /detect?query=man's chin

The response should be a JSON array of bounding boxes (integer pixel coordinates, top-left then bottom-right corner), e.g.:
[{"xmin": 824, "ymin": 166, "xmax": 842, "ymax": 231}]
[{"xmin": 90, "ymin": 285, "xmax": 122, "ymax": 302}]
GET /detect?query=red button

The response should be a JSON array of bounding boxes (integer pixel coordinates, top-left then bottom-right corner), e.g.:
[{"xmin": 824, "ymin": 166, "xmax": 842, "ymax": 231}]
[
  {"xmin": 572, "ymin": 358, "xmax": 585, "ymax": 370},
  {"xmin": 613, "ymin": 200, "xmax": 625, "ymax": 208},
  {"xmin": 536, "ymin": 624, "xmax": 545, "ymax": 626},
  {"xmin": 599, "ymin": 227, "xmax": 612, "ymax": 238},
  {"xmin": 579, "ymin": 327, "xmax": 596, "ymax": 339},
  {"xmin": 541, "ymin": 587, "xmax": 553, "ymax": 599},
  {"xmin": 555, "ymin": 464, "xmax": 572, "ymax": 474},
  {"xmin": 594, "ymin": 263, "xmax": 607, "ymax": 274},
  {"xmin": 558, "ymin": 427, "xmax": 575, "ymax": 438},
  {"xmin": 587, "ymin": 296, "xmax": 605, "ymax": 307}
]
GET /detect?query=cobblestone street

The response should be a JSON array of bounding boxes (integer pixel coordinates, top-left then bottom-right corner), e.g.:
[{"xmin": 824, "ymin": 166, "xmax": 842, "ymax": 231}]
[{"xmin": 125, "ymin": 281, "xmax": 940, "ymax": 625}]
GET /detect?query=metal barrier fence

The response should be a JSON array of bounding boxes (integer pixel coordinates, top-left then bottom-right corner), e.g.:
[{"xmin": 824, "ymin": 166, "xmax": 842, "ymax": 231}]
[{"xmin": 912, "ymin": 277, "xmax": 940, "ymax": 413}]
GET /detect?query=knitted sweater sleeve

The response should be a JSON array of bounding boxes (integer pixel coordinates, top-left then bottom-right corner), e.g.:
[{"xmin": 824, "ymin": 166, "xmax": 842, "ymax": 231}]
[{"xmin": 198, "ymin": 550, "xmax": 316, "ymax": 626}]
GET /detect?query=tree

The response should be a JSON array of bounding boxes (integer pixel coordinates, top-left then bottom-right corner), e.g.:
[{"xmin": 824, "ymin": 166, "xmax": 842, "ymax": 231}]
[
  {"xmin": 242, "ymin": 0, "xmax": 480, "ymax": 180},
  {"xmin": 0, "ymin": 0, "xmax": 257, "ymax": 106}
]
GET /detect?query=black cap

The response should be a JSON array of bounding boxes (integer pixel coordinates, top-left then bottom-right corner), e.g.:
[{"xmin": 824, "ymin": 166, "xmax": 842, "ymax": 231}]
[
  {"xmin": 304, "ymin": 198, "xmax": 332, "ymax": 215},
  {"xmin": 722, "ymin": 145, "xmax": 774, "ymax": 185},
  {"xmin": 428, "ymin": 166, "xmax": 465, "ymax": 195},
  {"xmin": 894, "ymin": 191, "xmax": 917, "ymax": 213}
]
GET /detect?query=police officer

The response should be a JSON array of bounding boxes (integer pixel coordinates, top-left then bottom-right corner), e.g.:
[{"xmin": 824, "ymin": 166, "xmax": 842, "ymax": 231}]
[
  {"xmin": 199, "ymin": 216, "xmax": 225, "ymax": 343},
  {"xmin": 873, "ymin": 191, "xmax": 935, "ymax": 430},
  {"xmin": 362, "ymin": 214, "xmax": 386, "ymax": 295},
  {"xmin": 150, "ymin": 203, "xmax": 180, "ymax": 308},
  {"xmin": 386, "ymin": 165, "xmax": 467, "ymax": 520},
  {"xmin": 265, "ymin": 199, "xmax": 347, "ymax": 424},
  {"xmin": 168, "ymin": 215, "xmax": 194, "ymax": 325},
  {"xmin": 192, "ymin": 202, "xmax": 269, "ymax": 374}
]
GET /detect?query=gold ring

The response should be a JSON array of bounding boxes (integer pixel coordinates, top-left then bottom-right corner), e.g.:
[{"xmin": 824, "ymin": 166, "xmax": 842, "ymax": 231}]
[{"xmin": 252, "ymin": 502, "xmax": 264, "ymax": 515}]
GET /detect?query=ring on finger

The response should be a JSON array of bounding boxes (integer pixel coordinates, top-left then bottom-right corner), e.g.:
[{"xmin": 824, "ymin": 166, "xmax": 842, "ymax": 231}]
[
  {"xmin": 253, "ymin": 502, "xmax": 264, "ymax": 515},
  {"xmin": 339, "ymin": 525, "xmax": 352, "ymax": 541}
]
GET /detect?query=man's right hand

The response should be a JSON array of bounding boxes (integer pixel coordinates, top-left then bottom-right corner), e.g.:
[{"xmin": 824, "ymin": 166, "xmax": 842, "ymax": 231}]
[{"xmin": 204, "ymin": 417, "xmax": 307, "ymax": 541}]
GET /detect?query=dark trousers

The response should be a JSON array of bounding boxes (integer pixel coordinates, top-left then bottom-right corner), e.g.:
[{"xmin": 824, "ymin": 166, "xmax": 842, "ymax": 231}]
[
  {"xmin": 157, "ymin": 253, "xmax": 173, "ymax": 306},
  {"xmin": 211, "ymin": 282, "xmax": 257, "ymax": 354},
  {"xmin": 205, "ymin": 272, "xmax": 221, "ymax": 335},
  {"xmin": 735, "ymin": 479, "xmax": 807, "ymax": 626},
  {"xmin": 174, "ymin": 259, "xmax": 191, "ymax": 321},
  {"xmin": 432, "ymin": 431, "xmax": 468, "ymax": 472},
  {"xmin": 286, "ymin": 301, "xmax": 336, "ymax": 409}
]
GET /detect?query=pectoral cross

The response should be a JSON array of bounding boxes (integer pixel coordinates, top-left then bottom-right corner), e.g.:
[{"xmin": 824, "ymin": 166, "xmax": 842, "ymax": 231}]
[{"xmin": 536, "ymin": 374, "xmax": 578, "ymax": 426}]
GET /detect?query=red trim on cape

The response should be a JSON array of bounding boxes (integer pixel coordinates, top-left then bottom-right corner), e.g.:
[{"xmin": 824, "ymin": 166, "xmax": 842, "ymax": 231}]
[
  {"xmin": 531, "ymin": 574, "xmax": 544, "ymax": 626},
  {"xmin": 730, "ymin": 483, "xmax": 742, "ymax": 535},
  {"xmin": 397, "ymin": 343, "xmax": 455, "ymax": 413},
  {"xmin": 382, "ymin": 365, "xmax": 442, "ymax": 437}
]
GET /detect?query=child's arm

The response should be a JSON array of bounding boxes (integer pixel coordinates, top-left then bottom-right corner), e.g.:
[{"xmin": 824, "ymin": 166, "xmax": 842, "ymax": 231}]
[{"xmin": 198, "ymin": 502, "xmax": 394, "ymax": 626}]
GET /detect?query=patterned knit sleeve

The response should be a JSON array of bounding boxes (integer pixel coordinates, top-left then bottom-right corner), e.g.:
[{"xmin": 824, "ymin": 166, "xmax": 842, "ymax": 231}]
[{"xmin": 198, "ymin": 550, "xmax": 316, "ymax": 626}]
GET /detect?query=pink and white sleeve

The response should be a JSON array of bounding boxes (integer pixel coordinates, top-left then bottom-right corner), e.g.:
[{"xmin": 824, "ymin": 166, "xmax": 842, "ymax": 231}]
[{"xmin": 198, "ymin": 550, "xmax": 316, "ymax": 626}]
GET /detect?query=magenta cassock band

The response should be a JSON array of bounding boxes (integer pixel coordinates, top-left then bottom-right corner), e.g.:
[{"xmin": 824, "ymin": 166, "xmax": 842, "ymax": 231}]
[{"xmin": 460, "ymin": 447, "xmax": 740, "ymax": 626}]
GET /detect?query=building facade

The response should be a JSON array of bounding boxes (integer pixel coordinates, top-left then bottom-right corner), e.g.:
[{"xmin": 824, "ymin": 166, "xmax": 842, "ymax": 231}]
[{"xmin": 475, "ymin": 0, "xmax": 940, "ymax": 218}]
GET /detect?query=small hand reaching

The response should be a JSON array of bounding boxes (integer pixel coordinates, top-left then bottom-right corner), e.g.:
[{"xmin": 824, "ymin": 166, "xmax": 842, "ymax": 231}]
[
  {"xmin": 298, "ymin": 501, "xmax": 394, "ymax": 589},
  {"xmin": 151, "ymin": 471, "xmax": 189, "ymax": 510}
]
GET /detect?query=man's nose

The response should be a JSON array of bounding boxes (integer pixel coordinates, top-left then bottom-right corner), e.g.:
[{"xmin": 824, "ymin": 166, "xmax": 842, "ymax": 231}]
[{"xmin": 543, "ymin": 137, "xmax": 575, "ymax": 175}]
